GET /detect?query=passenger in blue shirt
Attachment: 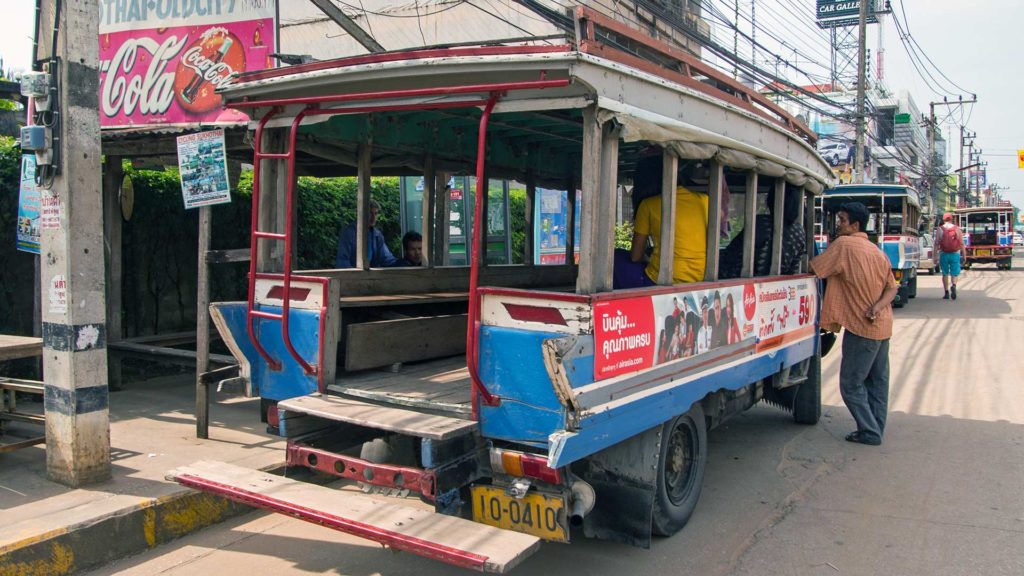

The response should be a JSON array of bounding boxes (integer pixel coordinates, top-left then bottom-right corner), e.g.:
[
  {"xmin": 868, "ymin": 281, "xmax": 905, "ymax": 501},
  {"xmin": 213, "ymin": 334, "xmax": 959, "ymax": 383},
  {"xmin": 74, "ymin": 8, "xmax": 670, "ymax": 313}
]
[{"xmin": 335, "ymin": 200, "xmax": 397, "ymax": 268}]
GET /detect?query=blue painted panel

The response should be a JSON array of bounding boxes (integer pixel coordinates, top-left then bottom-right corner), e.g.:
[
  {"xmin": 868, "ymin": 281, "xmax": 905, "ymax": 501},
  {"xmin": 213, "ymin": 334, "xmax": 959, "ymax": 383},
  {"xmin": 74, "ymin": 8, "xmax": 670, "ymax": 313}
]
[
  {"xmin": 215, "ymin": 302, "xmax": 322, "ymax": 402},
  {"xmin": 478, "ymin": 326, "xmax": 568, "ymax": 443},
  {"xmin": 254, "ymin": 305, "xmax": 322, "ymax": 401},
  {"xmin": 550, "ymin": 337, "xmax": 816, "ymax": 467},
  {"xmin": 881, "ymin": 243, "xmax": 901, "ymax": 269}
]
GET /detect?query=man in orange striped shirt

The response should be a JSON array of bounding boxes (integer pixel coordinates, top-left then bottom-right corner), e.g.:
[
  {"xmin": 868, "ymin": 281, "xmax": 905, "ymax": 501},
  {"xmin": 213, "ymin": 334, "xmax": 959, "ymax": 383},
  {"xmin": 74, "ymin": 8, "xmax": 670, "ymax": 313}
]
[{"xmin": 811, "ymin": 202, "xmax": 898, "ymax": 446}]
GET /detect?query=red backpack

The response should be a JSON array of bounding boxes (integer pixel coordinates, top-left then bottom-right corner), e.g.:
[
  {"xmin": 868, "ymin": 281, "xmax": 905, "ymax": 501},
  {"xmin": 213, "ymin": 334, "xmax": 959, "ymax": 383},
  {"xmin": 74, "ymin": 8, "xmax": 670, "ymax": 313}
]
[{"xmin": 938, "ymin": 224, "xmax": 963, "ymax": 253}]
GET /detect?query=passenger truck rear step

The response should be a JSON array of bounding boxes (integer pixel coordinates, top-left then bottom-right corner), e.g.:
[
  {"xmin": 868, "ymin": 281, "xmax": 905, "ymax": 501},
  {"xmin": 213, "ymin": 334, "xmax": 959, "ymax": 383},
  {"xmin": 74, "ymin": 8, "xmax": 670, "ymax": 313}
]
[
  {"xmin": 168, "ymin": 460, "xmax": 540, "ymax": 573},
  {"xmin": 279, "ymin": 394, "xmax": 477, "ymax": 440}
]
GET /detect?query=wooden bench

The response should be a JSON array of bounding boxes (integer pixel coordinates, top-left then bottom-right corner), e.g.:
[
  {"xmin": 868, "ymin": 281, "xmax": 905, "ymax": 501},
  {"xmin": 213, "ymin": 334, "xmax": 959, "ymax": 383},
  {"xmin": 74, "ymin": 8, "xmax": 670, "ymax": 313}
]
[
  {"xmin": 0, "ymin": 335, "xmax": 45, "ymax": 452},
  {"xmin": 294, "ymin": 265, "xmax": 576, "ymax": 374}
]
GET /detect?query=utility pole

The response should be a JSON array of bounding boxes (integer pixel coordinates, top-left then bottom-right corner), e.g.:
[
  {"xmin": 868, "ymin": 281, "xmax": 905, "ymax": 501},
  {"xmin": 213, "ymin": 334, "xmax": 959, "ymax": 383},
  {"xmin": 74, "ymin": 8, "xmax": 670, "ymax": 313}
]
[
  {"xmin": 38, "ymin": 0, "xmax": 110, "ymax": 486},
  {"xmin": 928, "ymin": 96, "xmax": 977, "ymax": 213},
  {"xmin": 854, "ymin": 0, "xmax": 869, "ymax": 183},
  {"xmin": 958, "ymin": 126, "xmax": 975, "ymax": 207},
  {"xmin": 733, "ymin": 0, "xmax": 739, "ymax": 79}
]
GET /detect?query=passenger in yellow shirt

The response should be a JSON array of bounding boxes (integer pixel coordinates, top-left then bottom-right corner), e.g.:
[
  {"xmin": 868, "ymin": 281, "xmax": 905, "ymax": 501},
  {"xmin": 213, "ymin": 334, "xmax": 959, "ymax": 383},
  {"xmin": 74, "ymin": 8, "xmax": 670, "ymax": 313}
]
[{"xmin": 613, "ymin": 155, "xmax": 709, "ymax": 288}]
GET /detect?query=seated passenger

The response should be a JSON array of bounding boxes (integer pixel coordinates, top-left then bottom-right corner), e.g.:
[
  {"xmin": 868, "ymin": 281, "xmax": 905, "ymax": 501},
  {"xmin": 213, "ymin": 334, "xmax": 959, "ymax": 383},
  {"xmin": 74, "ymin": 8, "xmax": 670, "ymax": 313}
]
[
  {"xmin": 613, "ymin": 155, "xmax": 709, "ymax": 288},
  {"xmin": 336, "ymin": 199, "xmax": 398, "ymax": 268},
  {"xmin": 394, "ymin": 231, "xmax": 424, "ymax": 267},
  {"xmin": 718, "ymin": 185, "xmax": 807, "ymax": 278}
]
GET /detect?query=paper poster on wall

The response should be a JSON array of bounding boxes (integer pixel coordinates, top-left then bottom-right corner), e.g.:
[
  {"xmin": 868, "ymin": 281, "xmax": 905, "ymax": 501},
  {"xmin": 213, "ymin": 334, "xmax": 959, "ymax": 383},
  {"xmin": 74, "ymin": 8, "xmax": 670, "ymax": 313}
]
[
  {"xmin": 176, "ymin": 129, "xmax": 231, "ymax": 209},
  {"xmin": 40, "ymin": 188, "xmax": 62, "ymax": 230},
  {"xmin": 49, "ymin": 274, "xmax": 67, "ymax": 315},
  {"xmin": 16, "ymin": 155, "xmax": 40, "ymax": 254},
  {"xmin": 534, "ymin": 188, "xmax": 581, "ymax": 265}
]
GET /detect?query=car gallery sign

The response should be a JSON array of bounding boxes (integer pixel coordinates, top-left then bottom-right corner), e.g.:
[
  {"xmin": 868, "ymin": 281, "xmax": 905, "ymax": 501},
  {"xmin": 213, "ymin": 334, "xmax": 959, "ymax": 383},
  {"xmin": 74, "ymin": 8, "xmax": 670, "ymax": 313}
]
[
  {"xmin": 816, "ymin": 0, "xmax": 878, "ymax": 25},
  {"xmin": 98, "ymin": 0, "xmax": 276, "ymax": 127}
]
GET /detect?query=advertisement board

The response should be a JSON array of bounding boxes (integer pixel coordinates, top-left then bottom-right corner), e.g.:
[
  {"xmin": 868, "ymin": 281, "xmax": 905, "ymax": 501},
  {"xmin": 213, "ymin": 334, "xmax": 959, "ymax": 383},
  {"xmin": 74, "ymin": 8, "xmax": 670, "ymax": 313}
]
[
  {"xmin": 816, "ymin": 0, "xmax": 878, "ymax": 26},
  {"xmin": 16, "ymin": 155, "xmax": 40, "ymax": 254},
  {"xmin": 533, "ymin": 188, "xmax": 581, "ymax": 265},
  {"xmin": 593, "ymin": 277, "xmax": 816, "ymax": 381},
  {"xmin": 99, "ymin": 1, "xmax": 276, "ymax": 128}
]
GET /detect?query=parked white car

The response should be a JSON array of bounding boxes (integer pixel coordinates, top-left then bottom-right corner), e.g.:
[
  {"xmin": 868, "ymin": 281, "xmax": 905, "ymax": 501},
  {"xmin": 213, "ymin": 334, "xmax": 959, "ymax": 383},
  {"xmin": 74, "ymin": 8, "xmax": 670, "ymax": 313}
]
[
  {"xmin": 1013, "ymin": 232, "xmax": 1023, "ymax": 246},
  {"xmin": 918, "ymin": 233, "xmax": 939, "ymax": 275}
]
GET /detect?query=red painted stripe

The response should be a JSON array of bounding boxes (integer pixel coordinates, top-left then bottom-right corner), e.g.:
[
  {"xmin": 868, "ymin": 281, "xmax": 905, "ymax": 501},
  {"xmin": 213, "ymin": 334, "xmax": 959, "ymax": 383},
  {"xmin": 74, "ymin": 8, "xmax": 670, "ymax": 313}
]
[
  {"xmin": 175, "ymin": 475, "xmax": 490, "ymax": 570},
  {"xmin": 501, "ymin": 303, "xmax": 569, "ymax": 326},
  {"xmin": 287, "ymin": 442, "xmax": 436, "ymax": 500},
  {"xmin": 234, "ymin": 45, "xmax": 573, "ymax": 84},
  {"xmin": 266, "ymin": 286, "xmax": 311, "ymax": 301}
]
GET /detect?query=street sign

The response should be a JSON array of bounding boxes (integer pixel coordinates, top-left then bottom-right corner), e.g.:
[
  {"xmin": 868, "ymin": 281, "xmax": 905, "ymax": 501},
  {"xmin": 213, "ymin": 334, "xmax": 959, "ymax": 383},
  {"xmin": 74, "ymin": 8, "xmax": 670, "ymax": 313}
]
[
  {"xmin": 1017, "ymin": 149, "xmax": 1024, "ymax": 169},
  {"xmin": 816, "ymin": 0, "xmax": 880, "ymax": 27},
  {"xmin": 895, "ymin": 113, "xmax": 911, "ymax": 124}
]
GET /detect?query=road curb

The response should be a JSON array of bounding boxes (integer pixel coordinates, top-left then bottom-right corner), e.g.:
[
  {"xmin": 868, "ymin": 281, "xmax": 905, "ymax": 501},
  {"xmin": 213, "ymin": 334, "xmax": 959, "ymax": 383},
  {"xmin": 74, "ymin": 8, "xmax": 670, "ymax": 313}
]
[{"xmin": 0, "ymin": 465, "xmax": 290, "ymax": 576}]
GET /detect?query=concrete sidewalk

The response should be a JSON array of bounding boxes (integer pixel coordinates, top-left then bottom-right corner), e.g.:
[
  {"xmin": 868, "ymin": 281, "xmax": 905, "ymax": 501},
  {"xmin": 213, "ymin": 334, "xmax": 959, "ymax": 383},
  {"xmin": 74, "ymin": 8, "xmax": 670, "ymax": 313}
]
[{"xmin": 0, "ymin": 372, "xmax": 285, "ymax": 575}]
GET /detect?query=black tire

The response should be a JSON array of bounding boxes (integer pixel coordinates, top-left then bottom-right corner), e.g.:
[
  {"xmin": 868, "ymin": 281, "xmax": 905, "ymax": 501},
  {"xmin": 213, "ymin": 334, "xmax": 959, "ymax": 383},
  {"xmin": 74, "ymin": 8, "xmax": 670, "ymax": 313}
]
[
  {"xmin": 892, "ymin": 286, "xmax": 906, "ymax": 308},
  {"xmin": 652, "ymin": 403, "xmax": 707, "ymax": 537},
  {"xmin": 792, "ymin": 353, "xmax": 822, "ymax": 425},
  {"xmin": 907, "ymin": 275, "xmax": 917, "ymax": 299}
]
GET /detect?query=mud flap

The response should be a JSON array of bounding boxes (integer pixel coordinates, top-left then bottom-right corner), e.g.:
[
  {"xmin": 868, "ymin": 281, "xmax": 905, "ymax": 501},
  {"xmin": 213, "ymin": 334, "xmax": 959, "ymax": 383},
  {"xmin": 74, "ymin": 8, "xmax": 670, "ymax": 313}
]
[{"xmin": 576, "ymin": 424, "xmax": 660, "ymax": 548}]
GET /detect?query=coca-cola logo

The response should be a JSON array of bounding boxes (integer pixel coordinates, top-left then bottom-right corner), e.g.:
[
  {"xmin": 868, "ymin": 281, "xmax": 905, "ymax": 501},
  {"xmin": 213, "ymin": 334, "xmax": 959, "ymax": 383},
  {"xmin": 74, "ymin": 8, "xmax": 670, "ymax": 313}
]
[
  {"xmin": 100, "ymin": 35, "xmax": 187, "ymax": 120},
  {"xmin": 180, "ymin": 46, "xmax": 236, "ymax": 92},
  {"xmin": 743, "ymin": 284, "xmax": 756, "ymax": 320},
  {"xmin": 173, "ymin": 29, "xmax": 245, "ymax": 114}
]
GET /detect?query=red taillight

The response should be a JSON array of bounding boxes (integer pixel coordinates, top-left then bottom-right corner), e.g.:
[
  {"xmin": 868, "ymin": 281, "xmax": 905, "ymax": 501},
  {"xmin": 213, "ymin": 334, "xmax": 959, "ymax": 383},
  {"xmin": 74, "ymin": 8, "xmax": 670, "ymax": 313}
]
[{"xmin": 491, "ymin": 448, "xmax": 562, "ymax": 484}]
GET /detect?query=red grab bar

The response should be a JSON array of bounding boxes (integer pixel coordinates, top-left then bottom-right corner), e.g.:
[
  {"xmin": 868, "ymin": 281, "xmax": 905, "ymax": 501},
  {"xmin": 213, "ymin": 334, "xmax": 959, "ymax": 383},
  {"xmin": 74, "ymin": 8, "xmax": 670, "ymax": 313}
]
[{"xmin": 467, "ymin": 93, "xmax": 502, "ymax": 412}]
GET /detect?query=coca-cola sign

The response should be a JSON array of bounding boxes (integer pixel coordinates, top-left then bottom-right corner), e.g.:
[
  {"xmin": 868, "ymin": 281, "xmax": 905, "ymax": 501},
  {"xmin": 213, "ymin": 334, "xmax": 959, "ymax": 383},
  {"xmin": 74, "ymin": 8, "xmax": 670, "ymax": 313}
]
[{"xmin": 98, "ymin": 1, "xmax": 275, "ymax": 128}]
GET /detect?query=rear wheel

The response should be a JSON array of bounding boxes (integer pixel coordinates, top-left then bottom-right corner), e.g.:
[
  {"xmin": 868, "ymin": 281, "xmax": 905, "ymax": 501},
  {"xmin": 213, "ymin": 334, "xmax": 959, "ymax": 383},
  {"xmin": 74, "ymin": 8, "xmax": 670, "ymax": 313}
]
[
  {"xmin": 908, "ymin": 275, "xmax": 918, "ymax": 299},
  {"xmin": 893, "ymin": 285, "xmax": 907, "ymax": 308},
  {"xmin": 652, "ymin": 403, "xmax": 707, "ymax": 537},
  {"xmin": 792, "ymin": 353, "xmax": 822, "ymax": 425}
]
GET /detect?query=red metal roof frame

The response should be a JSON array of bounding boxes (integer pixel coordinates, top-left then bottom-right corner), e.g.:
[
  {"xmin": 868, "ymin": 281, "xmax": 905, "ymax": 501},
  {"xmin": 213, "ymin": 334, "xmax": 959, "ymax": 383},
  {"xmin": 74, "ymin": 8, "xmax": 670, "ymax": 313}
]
[{"xmin": 230, "ymin": 44, "xmax": 573, "ymax": 85}]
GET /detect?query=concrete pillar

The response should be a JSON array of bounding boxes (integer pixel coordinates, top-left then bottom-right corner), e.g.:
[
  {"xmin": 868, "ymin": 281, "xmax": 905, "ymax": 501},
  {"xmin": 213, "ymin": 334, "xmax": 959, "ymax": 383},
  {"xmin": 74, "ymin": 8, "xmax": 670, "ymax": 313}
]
[{"xmin": 41, "ymin": 0, "xmax": 110, "ymax": 486}]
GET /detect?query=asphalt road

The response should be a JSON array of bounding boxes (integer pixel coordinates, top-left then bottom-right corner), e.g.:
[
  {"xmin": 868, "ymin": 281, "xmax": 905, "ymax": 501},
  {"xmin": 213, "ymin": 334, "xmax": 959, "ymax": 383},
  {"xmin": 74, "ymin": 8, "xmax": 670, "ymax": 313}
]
[{"xmin": 91, "ymin": 264, "xmax": 1024, "ymax": 576}]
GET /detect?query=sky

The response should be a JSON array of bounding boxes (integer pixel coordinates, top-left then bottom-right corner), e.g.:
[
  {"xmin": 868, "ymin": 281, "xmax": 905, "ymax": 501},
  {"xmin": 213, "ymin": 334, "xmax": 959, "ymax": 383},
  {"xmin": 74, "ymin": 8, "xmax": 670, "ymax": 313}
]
[{"xmin": 0, "ymin": 1, "xmax": 1020, "ymax": 207}]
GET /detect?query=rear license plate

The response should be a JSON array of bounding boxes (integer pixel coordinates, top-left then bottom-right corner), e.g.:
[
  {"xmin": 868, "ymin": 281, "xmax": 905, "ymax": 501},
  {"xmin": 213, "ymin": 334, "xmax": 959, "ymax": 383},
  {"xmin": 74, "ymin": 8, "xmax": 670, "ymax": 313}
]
[
  {"xmin": 976, "ymin": 249, "xmax": 991, "ymax": 256},
  {"xmin": 471, "ymin": 485, "xmax": 569, "ymax": 542}
]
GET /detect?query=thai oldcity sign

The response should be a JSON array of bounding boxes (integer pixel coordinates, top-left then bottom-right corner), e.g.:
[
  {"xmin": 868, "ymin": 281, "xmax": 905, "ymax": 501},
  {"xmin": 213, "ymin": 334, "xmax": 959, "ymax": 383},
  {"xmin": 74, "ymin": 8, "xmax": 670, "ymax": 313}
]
[{"xmin": 98, "ymin": 0, "xmax": 276, "ymax": 128}]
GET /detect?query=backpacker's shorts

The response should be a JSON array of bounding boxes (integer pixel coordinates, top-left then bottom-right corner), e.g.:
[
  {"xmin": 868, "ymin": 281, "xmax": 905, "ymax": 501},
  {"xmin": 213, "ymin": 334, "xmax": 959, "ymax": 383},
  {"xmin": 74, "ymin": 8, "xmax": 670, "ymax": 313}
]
[{"xmin": 939, "ymin": 251, "xmax": 961, "ymax": 276}]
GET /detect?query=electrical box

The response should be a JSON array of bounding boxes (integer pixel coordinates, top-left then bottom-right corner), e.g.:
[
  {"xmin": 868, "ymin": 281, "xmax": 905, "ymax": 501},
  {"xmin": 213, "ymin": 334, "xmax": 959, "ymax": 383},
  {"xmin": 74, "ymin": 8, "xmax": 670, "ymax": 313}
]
[
  {"xmin": 20, "ymin": 72, "xmax": 50, "ymax": 98},
  {"xmin": 20, "ymin": 126, "xmax": 47, "ymax": 151}
]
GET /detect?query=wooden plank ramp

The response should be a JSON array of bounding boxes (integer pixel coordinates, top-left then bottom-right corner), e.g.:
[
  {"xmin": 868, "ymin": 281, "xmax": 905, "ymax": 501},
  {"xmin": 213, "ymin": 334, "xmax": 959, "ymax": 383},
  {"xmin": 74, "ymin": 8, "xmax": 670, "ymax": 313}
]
[
  {"xmin": 0, "ymin": 335, "xmax": 42, "ymax": 362},
  {"xmin": 169, "ymin": 461, "xmax": 540, "ymax": 573},
  {"xmin": 278, "ymin": 394, "xmax": 476, "ymax": 440}
]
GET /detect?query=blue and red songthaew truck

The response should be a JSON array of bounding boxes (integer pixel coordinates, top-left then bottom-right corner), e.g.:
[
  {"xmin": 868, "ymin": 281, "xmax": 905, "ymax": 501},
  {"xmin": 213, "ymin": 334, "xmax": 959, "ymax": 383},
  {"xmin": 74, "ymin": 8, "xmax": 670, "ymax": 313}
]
[{"xmin": 170, "ymin": 9, "xmax": 835, "ymax": 573}]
